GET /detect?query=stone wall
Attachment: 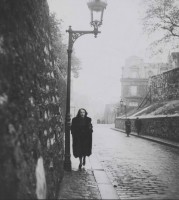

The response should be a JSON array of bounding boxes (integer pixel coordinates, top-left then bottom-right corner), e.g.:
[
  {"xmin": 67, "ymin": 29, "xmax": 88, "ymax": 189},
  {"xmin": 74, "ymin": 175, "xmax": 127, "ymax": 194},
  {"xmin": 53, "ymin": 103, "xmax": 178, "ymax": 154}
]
[
  {"xmin": 150, "ymin": 68, "xmax": 179, "ymax": 102},
  {"xmin": 0, "ymin": 0, "xmax": 66, "ymax": 199},
  {"xmin": 115, "ymin": 117, "xmax": 179, "ymax": 141}
]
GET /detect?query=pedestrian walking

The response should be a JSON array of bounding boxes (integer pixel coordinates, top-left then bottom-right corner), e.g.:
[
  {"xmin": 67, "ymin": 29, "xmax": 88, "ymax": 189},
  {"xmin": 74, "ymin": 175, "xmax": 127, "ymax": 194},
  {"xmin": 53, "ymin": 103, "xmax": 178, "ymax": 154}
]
[
  {"xmin": 71, "ymin": 108, "xmax": 93, "ymax": 169},
  {"xmin": 125, "ymin": 118, "xmax": 131, "ymax": 137},
  {"xmin": 135, "ymin": 117, "xmax": 142, "ymax": 135}
]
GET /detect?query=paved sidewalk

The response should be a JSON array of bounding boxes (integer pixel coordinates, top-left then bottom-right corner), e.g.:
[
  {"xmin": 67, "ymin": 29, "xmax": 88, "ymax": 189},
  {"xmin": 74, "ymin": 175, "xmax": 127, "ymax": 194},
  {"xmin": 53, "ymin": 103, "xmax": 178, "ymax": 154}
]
[
  {"xmin": 58, "ymin": 156, "xmax": 101, "ymax": 199},
  {"xmin": 58, "ymin": 153, "xmax": 119, "ymax": 199},
  {"xmin": 111, "ymin": 127, "xmax": 179, "ymax": 149}
]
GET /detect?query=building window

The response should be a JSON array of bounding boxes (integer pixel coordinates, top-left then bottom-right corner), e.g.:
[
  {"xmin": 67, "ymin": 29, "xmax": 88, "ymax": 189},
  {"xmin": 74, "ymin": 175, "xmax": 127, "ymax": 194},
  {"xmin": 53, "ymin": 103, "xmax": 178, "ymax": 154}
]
[
  {"xmin": 131, "ymin": 71, "xmax": 138, "ymax": 78},
  {"xmin": 130, "ymin": 86, "xmax": 137, "ymax": 96},
  {"xmin": 129, "ymin": 102, "xmax": 138, "ymax": 107}
]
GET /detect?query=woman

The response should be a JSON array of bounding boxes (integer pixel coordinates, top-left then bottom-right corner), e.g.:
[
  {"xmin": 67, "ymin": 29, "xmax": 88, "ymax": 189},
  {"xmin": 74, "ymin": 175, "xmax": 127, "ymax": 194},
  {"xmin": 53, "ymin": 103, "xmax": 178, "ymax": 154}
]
[{"xmin": 71, "ymin": 108, "xmax": 93, "ymax": 169}]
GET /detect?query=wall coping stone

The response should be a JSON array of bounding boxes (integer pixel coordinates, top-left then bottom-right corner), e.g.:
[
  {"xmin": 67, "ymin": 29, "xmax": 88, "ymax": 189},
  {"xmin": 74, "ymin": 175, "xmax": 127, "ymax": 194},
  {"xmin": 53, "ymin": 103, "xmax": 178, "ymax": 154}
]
[{"xmin": 116, "ymin": 115, "xmax": 179, "ymax": 120}]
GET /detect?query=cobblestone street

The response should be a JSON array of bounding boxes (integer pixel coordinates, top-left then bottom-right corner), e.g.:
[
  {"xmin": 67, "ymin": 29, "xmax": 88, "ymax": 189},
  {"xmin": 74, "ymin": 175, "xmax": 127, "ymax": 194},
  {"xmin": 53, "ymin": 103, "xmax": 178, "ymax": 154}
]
[
  {"xmin": 94, "ymin": 124, "xmax": 179, "ymax": 199},
  {"xmin": 58, "ymin": 124, "xmax": 179, "ymax": 199}
]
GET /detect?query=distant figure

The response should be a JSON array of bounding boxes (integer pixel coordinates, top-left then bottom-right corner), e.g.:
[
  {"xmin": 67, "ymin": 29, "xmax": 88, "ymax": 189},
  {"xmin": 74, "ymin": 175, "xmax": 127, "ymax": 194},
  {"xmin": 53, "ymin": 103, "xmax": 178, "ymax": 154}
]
[
  {"xmin": 97, "ymin": 119, "xmax": 101, "ymax": 124},
  {"xmin": 71, "ymin": 108, "xmax": 93, "ymax": 169},
  {"xmin": 135, "ymin": 117, "xmax": 142, "ymax": 135},
  {"xmin": 125, "ymin": 118, "xmax": 131, "ymax": 137}
]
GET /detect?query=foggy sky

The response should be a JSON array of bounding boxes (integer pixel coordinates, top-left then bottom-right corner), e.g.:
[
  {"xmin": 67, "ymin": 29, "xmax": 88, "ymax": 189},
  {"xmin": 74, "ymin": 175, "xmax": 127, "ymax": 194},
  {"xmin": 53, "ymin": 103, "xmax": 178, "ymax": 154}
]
[{"xmin": 47, "ymin": 0, "xmax": 168, "ymax": 120}]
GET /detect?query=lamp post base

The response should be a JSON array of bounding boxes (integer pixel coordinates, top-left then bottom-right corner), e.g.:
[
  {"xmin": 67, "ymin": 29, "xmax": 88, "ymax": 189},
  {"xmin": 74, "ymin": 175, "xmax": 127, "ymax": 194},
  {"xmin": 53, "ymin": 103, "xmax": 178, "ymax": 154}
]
[{"xmin": 64, "ymin": 155, "xmax": 71, "ymax": 171}]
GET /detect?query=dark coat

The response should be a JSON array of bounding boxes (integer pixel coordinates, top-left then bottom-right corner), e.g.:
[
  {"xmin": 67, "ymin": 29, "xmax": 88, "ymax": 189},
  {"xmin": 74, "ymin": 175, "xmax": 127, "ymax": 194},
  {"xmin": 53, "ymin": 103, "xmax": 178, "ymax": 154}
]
[
  {"xmin": 71, "ymin": 117, "xmax": 93, "ymax": 158},
  {"xmin": 135, "ymin": 118, "xmax": 142, "ymax": 132},
  {"xmin": 125, "ymin": 120, "xmax": 131, "ymax": 134}
]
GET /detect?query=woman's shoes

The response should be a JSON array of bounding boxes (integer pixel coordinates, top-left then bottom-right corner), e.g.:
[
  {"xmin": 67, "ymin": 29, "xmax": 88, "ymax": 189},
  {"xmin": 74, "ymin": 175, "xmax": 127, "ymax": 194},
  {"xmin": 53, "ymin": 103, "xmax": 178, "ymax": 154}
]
[{"xmin": 79, "ymin": 157, "xmax": 86, "ymax": 169}]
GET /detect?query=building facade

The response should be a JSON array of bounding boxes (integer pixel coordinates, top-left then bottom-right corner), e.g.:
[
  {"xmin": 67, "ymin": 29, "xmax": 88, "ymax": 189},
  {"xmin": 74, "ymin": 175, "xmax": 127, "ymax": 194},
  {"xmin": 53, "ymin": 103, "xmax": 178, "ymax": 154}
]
[{"xmin": 120, "ymin": 56, "xmax": 172, "ymax": 111}]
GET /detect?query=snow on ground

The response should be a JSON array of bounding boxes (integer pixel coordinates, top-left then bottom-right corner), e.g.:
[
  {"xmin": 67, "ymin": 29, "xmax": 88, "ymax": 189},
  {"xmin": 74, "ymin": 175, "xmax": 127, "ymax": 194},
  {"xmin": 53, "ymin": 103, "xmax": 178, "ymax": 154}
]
[{"xmin": 128, "ymin": 100, "xmax": 179, "ymax": 119}]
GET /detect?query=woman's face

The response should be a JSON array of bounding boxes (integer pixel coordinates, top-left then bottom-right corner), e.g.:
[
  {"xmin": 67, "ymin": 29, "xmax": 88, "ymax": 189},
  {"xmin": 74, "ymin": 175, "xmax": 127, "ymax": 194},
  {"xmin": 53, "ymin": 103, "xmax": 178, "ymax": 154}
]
[{"xmin": 80, "ymin": 109, "xmax": 85, "ymax": 118}]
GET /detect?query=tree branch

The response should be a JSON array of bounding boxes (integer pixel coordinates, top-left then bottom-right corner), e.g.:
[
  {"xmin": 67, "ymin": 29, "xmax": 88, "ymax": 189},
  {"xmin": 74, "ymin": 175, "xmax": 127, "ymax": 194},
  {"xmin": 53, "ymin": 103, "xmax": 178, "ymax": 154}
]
[
  {"xmin": 165, "ymin": 15, "xmax": 179, "ymax": 27},
  {"xmin": 161, "ymin": 25, "xmax": 179, "ymax": 37}
]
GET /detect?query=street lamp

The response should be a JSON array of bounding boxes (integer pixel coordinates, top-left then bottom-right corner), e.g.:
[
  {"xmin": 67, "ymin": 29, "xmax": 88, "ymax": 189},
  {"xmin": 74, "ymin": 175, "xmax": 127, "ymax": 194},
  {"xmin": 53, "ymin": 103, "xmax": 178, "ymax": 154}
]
[
  {"xmin": 116, "ymin": 107, "xmax": 120, "ymax": 117},
  {"xmin": 120, "ymin": 99, "xmax": 127, "ymax": 118},
  {"xmin": 64, "ymin": 0, "xmax": 107, "ymax": 171},
  {"xmin": 88, "ymin": 0, "xmax": 107, "ymax": 37}
]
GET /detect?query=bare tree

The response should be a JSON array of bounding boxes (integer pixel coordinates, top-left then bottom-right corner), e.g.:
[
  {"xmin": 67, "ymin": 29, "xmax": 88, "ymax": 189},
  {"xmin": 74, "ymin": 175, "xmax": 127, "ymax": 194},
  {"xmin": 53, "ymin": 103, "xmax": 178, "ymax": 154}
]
[
  {"xmin": 49, "ymin": 13, "xmax": 81, "ymax": 78},
  {"xmin": 142, "ymin": 0, "xmax": 179, "ymax": 53}
]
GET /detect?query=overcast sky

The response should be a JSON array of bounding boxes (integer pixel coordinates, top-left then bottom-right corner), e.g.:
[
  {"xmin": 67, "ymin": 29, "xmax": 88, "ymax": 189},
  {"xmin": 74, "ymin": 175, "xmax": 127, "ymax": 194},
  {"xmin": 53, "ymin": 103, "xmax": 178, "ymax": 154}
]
[{"xmin": 47, "ymin": 0, "xmax": 167, "ymax": 120}]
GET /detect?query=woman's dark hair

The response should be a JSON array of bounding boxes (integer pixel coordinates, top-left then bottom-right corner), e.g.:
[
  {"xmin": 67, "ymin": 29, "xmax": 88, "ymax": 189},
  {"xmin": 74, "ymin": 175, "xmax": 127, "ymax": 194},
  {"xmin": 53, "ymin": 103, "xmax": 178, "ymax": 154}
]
[{"xmin": 76, "ymin": 108, "xmax": 88, "ymax": 118}]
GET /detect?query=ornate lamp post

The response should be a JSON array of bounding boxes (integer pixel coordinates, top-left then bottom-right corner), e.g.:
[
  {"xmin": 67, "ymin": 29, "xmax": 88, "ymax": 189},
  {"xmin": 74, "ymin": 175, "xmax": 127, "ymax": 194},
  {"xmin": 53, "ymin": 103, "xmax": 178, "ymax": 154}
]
[
  {"xmin": 64, "ymin": 0, "xmax": 107, "ymax": 171},
  {"xmin": 120, "ymin": 99, "xmax": 127, "ymax": 119}
]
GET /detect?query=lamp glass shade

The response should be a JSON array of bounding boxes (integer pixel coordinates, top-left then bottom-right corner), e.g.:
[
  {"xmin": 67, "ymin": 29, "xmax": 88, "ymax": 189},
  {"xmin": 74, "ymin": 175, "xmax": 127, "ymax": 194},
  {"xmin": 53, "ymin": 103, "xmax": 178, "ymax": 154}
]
[
  {"xmin": 87, "ymin": 0, "xmax": 107, "ymax": 12},
  {"xmin": 87, "ymin": 0, "xmax": 107, "ymax": 25}
]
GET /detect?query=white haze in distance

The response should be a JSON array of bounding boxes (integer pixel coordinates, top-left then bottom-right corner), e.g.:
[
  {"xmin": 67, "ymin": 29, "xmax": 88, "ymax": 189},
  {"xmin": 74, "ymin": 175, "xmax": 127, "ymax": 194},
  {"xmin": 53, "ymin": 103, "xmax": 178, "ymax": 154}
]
[{"xmin": 48, "ymin": 0, "xmax": 167, "ymax": 121}]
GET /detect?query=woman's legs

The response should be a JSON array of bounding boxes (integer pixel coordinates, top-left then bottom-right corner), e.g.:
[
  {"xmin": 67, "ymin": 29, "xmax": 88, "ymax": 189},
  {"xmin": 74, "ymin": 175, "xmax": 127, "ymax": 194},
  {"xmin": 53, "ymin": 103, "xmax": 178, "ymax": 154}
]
[
  {"xmin": 79, "ymin": 156, "xmax": 86, "ymax": 168},
  {"xmin": 82, "ymin": 156, "xmax": 86, "ymax": 166},
  {"xmin": 79, "ymin": 157, "xmax": 82, "ymax": 169}
]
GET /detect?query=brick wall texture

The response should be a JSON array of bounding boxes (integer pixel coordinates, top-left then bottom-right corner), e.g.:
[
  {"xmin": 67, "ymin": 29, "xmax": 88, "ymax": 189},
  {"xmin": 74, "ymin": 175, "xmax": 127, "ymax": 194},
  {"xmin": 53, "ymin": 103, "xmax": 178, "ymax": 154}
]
[
  {"xmin": 150, "ymin": 68, "xmax": 179, "ymax": 102},
  {"xmin": 0, "ymin": 0, "xmax": 66, "ymax": 199}
]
